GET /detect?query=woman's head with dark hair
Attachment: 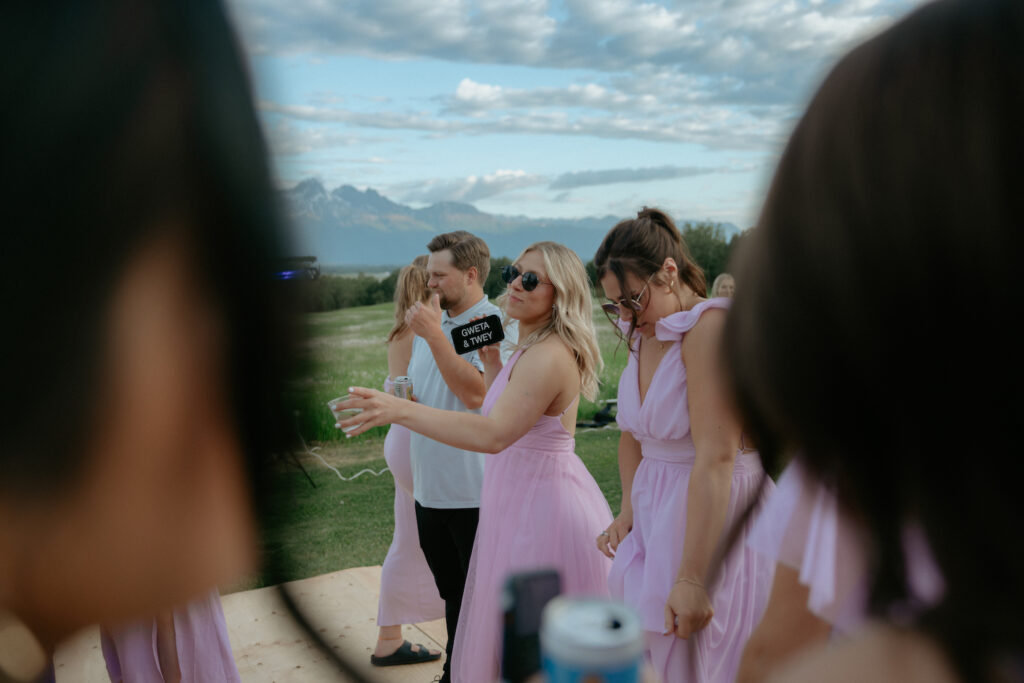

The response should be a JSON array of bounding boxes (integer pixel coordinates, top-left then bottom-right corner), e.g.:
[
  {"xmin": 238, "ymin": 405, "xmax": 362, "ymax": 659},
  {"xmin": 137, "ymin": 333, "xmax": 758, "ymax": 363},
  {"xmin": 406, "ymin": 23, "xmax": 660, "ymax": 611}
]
[
  {"xmin": 594, "ymin": 207, "xmax": 707, "ymax": 345},
  {"xmin": 0, "ymin": 0, "xmax": 293, "ymax": 648},
  {"xmin": 724, "ymin": 0, "xmax": 1024, "ymax": 677}
]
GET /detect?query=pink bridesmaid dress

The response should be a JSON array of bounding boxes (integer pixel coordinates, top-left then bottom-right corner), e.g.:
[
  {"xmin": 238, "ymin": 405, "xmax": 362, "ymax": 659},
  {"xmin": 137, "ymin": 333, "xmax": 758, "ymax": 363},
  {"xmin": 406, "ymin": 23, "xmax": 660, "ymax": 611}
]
[
  {"xmin": 100, "ymin": 590, "xmax": 240, "ymax": 683},
  {"xmin": 609, "ymin": 299, "xmax": 776, "ymax": 683},
  {"xmin": 451, "ymin": 349, "xmax": 613, "ymax": 683},
  {"xmin": 747, "ymin": 459, "xmax": 944, "ymax": 632},
  {"xmin": 376, "ymin": 377, "xmax": 445, "ymax": 627}
]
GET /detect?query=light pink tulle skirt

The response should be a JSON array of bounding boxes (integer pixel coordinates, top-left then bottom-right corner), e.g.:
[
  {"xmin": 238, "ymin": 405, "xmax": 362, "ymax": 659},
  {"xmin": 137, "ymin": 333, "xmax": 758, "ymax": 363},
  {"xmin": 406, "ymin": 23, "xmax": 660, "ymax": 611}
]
[{"xmin": 451, "ymin": 437, "xmax": 613, "ymax": 683}]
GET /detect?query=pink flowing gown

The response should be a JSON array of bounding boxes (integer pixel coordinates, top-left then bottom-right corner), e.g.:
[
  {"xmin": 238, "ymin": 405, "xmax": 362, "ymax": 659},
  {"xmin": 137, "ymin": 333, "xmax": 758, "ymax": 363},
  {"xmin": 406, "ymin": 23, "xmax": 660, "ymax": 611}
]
[
  {"xmin": 377, "ymin": 378, "xmax": 445, "ymax": 626},
  {"xmin": 609, "ymin": 300, "xmax": 776, "ymax": 683},
  {"xmin": 451, "ymin": 349, "xmax": 613, "ymax": 683},
  {"xmin": 100, "ymin": 590, "xmax": 240, "ymax": 683}
]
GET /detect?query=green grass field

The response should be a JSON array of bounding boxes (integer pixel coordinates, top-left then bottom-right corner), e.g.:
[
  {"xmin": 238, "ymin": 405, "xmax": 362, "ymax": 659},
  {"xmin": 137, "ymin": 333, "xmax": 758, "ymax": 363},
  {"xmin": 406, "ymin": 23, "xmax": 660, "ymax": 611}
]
[{"xmin": 256, "ymin": 299, "xmax": 628, "ymax": 588}]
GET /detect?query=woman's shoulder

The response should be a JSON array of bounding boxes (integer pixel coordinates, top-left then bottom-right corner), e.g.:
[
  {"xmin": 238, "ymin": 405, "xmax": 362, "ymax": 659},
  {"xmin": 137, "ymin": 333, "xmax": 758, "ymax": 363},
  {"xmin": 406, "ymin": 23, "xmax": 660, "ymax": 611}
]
[
  {"xmin": 510, "ymin": 337, "xmax": 575, "ymax": 382},
  {"xmin": 766, "ymin": 623, "xmax": 959, "ymax": 683},
  {"xmin": 672, "ymin": 302, "xmax": 728, "ymax": 362},
  {"xmin": 657, "ymin": 298, "xmax": 729, "ymax": 341},
  {"xmin": 520, "ymin": 335, "xmax": 575, "ymax": 366}
]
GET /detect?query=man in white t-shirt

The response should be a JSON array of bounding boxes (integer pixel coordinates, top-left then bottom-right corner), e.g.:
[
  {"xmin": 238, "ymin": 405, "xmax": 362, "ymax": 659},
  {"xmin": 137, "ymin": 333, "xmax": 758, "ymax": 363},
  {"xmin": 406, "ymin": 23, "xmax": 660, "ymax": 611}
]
[{"xmin": 404, "ymin": 230, "xmax": 515, "ymax": 683}]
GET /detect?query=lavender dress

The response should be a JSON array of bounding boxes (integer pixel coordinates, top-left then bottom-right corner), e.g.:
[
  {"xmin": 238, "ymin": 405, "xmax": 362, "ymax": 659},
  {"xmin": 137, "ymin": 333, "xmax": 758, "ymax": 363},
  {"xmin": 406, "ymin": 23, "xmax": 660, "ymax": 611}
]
[
  {"xmin": 376, "ymin": 377, "xmax": 444, "ymax": 626},
  {"xmin": 609, "ymin": 300, "xmax": 775, "ymax": 683},
  {"xmin": 100, "ymin": 590, "xmax": 240, "ymax": 683},
  {"xmin": 747, "ymin": 459, "xmax": 944, "ymax": 632},
  {"xmin": 451, "ymin": 349, "xmax": 613, "ymax": 683}
]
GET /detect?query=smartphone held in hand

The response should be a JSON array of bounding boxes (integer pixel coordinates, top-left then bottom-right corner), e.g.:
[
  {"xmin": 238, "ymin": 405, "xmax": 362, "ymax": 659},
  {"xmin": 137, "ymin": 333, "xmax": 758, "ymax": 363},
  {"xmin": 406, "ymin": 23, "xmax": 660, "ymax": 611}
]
[{"xmin": 502, "ymin": 568, "xmax": 562, "ymax": 683}]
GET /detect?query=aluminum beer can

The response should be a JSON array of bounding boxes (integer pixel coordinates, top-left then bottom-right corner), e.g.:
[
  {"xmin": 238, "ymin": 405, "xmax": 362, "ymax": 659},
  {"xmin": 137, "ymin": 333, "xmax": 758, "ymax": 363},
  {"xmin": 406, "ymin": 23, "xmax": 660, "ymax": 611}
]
[
  {"xmin": 540, "ymin": 597, "xmax": 643, "ymax": 683},
  {"xmin": 393, "ymin": 376, "xmax": 413, "ymax": 400}
]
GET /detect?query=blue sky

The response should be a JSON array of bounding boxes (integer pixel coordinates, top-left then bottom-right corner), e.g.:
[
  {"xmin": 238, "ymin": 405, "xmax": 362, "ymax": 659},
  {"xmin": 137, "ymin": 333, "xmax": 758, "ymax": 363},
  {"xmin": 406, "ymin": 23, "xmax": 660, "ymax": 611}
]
[{"xmin": 226, "ymin": 0, "xmax": 925, "ymax": 228}]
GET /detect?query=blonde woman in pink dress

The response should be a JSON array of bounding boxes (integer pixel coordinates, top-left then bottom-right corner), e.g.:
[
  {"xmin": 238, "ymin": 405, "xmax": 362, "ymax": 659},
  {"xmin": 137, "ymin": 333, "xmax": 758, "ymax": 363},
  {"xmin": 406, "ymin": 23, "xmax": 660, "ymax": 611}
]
[
  {"xmin": 594, "ymin": 209, "xmax": 775, "ymax": 683},
  {"xmin": 340, "ymin": 241, "xmax": 613, "ymax": 682},
  {"xmin": 372, "ymin": 256, "xmax": 445, "ymax": 666}
]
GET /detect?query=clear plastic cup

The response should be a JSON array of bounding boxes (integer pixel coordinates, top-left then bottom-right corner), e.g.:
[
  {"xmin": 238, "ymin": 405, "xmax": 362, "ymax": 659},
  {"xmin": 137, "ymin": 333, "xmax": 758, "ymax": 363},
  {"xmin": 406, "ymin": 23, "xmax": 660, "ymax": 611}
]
[{"xmin": 327, "ymin": 395, "xmax": 363, "ymax": 433}]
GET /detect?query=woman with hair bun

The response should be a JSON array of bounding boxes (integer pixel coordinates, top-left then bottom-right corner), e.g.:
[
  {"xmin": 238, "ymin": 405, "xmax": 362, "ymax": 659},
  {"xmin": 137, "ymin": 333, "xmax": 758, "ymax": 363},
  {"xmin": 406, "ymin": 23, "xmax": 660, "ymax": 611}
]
[{"xmin": 594, "ymin": 208, "xmax": 774, "ymax": 683}]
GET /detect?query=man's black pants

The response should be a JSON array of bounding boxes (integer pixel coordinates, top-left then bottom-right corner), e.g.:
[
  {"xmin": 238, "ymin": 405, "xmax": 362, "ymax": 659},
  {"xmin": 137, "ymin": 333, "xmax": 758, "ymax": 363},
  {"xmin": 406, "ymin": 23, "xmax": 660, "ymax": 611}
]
[{"xmin": 415, "ymin": 502, "xmax": 480, "ymax": 683}]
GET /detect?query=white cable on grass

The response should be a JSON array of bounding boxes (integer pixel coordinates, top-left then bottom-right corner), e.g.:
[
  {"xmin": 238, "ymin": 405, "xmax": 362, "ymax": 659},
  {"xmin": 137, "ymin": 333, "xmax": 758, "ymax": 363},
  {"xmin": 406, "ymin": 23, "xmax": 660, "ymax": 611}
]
[{"xmin": 295, "ymin": 424, "xmax": 390, "ymax": 482}]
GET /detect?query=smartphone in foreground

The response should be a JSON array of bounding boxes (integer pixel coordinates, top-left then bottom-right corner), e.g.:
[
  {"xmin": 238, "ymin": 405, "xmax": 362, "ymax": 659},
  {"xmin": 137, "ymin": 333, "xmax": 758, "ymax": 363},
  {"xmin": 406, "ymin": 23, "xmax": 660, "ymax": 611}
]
[{"xmin": 501, "ymin": 568, "xmax": 562, "ymax": 683}]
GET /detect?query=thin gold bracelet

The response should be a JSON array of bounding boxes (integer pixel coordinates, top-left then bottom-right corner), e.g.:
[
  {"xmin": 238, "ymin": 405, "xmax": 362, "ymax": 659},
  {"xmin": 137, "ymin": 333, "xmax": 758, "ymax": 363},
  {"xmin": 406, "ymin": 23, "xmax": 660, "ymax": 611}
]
[{"xmin": 674, "ymin": 576, "xmax": 706, "ymax": 591}]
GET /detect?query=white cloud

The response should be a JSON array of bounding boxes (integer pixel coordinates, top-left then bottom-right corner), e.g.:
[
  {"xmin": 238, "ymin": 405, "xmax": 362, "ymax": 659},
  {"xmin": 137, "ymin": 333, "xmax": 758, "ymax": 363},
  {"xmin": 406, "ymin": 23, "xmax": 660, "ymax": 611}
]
[
  {"xmin": 454, "ymin": 78, "xmax": 505, "ymax": 106},
  {"xmin": 263, "ymin": 119, "xmax": 369, "ymax": 156},
  {"xmin": 229, "ymin": 0, "xmax": 555, "ymax": 63},
  {"xmin": 260, "ymin": 95, "xmax": 789, "ymax": 149},
  {"xmin": 549, "ymin": 165, "xmax": 733, "ymax": 190},
  {"xmin": 228, "ymin": 0, "xmax": 924, "ymax": 140},
  {"xmin": 447, "ymin": 78, "xmax": 636, "ymax": 114},
  {"xmin": 229, "ymin": 0, "xmax": 912, "ymax": 75},
  {"xmin": 398, "ymin": 169, "xmax": 546, "ymax": 203}
]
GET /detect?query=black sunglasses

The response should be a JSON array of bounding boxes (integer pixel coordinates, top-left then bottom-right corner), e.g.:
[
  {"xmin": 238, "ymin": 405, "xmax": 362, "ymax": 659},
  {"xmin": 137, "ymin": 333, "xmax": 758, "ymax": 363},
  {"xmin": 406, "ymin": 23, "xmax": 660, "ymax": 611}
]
[{"xmin": 501, "ymin": 264, "xmax": 553, "ymax": 292}]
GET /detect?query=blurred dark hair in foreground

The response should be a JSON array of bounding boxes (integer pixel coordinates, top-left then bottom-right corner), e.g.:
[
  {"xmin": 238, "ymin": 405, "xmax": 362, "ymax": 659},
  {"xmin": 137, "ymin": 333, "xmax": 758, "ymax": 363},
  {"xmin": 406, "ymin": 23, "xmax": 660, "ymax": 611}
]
[
  {"xmin": 1, "ymin": 0, "xmax": 290, "ymax": 500},
  {"xmin": 0, "ymin": 0, "xmax": 367, "ymax": 674},
  {"xmin": 724, "ymin": 0, "xmax": 1024, "ymax": 679}
]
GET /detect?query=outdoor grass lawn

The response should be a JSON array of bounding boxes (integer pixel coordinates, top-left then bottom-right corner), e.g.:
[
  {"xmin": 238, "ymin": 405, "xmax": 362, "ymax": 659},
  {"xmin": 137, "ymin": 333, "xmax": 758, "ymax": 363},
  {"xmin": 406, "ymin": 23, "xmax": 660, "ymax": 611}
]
[
  {"xmin": 257, "ymin": 428, "xmax": 623, "ymax": 587},
  {"xmin": 255, "ymin": 298, "xmax": 630, "ymax": 588}
]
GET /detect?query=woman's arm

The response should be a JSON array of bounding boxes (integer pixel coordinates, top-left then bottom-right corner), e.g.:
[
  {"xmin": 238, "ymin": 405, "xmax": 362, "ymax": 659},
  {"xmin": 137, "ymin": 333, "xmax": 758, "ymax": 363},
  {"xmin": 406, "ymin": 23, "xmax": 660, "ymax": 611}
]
[
  {"xmin": 342, "ymin": 339, "xmax": 575, "ymax": 454},
  {"xmin": 665, "ymin": 308, "xmax": 741, "ymax": 639},
  {"xmin": 387, "ymin": 329, "xmax": 414, "ymax": 380},
  {"xmin": 736, "ymin": 564, "xmax": 832, "ymax": 683},
  {"xmin": 597, "ymin": 430, "xmax": 642, "ymax": 558}
]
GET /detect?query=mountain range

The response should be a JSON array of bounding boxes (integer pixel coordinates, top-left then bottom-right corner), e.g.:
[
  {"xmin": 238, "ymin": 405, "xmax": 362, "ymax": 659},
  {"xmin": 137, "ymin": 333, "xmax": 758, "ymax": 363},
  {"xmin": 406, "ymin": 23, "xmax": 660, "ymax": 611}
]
[{"xmin": 281, "ymin": 179, "xmax": 741, "ymax": 267}]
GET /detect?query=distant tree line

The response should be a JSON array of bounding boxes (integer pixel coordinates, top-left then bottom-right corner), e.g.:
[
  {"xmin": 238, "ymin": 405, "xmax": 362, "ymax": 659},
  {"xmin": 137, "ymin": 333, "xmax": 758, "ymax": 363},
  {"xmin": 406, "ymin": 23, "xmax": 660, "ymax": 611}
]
[
  {"xmin": 290, "ymin": 223, "xmax": 749, "ymax": 313},
  {"xmin": 290, "ymin": 272, "xmax": 399, "ymax": 312},
  {"xmin": 680, "ymin": 221, "xmax": 749, "ymax": 293}
]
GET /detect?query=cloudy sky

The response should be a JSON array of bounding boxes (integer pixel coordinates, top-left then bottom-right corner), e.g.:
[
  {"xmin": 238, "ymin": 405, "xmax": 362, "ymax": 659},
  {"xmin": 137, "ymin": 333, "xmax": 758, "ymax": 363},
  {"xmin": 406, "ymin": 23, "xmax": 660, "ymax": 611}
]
[{"xmin": 226, "ymin": 0, "xmax": 925, "ymax": 228}]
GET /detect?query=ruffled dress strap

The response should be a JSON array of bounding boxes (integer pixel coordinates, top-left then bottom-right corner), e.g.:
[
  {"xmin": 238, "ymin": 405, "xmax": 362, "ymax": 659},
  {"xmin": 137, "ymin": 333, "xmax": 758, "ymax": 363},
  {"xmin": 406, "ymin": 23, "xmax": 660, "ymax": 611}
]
[
  {"xmin": 654, "ymin": 297, "xmax": 730, "ymax": 342},
  {"xmin": 747, "ymin": 460, "xmax": 867, "ymax": 631}
]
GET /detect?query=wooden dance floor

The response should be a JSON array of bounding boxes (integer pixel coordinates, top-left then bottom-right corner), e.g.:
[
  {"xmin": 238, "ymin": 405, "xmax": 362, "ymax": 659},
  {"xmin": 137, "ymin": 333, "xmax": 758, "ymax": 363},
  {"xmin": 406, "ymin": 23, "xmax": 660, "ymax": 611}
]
[{"xmin": 51, "ymin": 566, "xmax": 447, "ymax": 682}]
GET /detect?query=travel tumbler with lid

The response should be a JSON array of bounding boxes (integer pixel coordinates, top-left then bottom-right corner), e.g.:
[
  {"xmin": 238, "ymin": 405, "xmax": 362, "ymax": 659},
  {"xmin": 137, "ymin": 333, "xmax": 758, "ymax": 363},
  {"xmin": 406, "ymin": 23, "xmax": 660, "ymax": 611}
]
[{"xmin": 540, "ymin": 596, "xmax": 643, "ymax": 683}]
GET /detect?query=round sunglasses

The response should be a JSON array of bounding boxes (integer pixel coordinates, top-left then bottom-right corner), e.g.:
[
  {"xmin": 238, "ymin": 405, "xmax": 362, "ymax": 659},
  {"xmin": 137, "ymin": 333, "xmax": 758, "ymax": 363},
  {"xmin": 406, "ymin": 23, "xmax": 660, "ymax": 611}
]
[
  {"xmin": 600, "ymin": 272, "xmax": 656, "ymax": 317},
  {"xmin": 501, "ymin": 264, "xmax": 553, "ymax": 292}
]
